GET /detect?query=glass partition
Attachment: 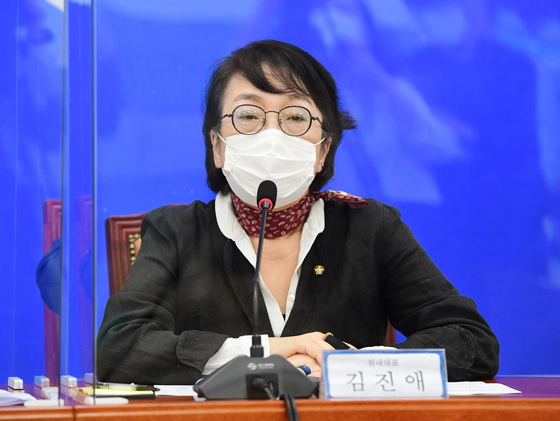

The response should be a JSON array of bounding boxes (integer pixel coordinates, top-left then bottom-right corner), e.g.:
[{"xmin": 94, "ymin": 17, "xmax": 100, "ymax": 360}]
[
  {"xmin": 0, "ymin": 0, "xmax": 96, "ymax": 406},
  {"xmin": 58, "ymin": 0, "xmax": 95, "ymax": 404},
  {"xmin": 0, "ymin": 0, "xmax": 64, "ymax": 392}
]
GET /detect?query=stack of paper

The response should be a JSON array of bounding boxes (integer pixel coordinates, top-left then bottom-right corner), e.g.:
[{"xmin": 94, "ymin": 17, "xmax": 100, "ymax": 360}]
[
  {"xmin": 448, "ymin": 382, "xmax": 522, "ymax": 396},
  {"xmin": 0, "ymin": 389, "xmax": 37, "ymax": 407}
]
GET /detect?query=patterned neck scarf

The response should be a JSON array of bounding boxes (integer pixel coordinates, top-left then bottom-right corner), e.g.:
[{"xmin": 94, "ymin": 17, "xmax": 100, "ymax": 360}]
[{"xmin": 231, "ymin": 190, "xmax": 368, "ymax": 238}]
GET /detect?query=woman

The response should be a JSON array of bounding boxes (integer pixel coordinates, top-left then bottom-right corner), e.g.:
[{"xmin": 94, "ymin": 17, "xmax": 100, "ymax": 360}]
[{"xmin": 97, "ymin": 40, "xmax": 499, "ymax": 385}]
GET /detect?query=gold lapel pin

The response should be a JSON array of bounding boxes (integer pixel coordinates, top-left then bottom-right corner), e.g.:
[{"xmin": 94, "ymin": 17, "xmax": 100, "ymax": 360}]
[{"xmin": 314, "ymin": 265, "xmax": 325, "ymax": 276}]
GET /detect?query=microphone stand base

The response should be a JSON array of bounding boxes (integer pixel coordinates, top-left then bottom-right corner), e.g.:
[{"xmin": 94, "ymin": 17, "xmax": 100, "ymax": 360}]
[{"xmin": 194, "ymin": 355, "xmax": 317, "ymax": 400}]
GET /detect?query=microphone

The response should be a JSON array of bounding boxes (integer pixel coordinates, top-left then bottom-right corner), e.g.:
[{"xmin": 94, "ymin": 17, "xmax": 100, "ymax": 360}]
[
  {"xmin": 194, "ymin": 181, "xmax": 316, "ymax": 400},
  {"xmin": 257, "ymin": 180, "xmax": 277, "ymax": 212}
]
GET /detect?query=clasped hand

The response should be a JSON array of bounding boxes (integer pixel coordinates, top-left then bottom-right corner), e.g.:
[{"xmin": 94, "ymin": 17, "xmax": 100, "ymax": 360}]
[{"xmin": 269, "ymin": 332, "xmax": 355, "ymax": 377}]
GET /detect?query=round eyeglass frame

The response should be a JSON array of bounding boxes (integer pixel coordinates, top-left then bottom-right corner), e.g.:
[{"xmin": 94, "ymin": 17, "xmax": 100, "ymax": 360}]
[{"xmin": 215, "ymin": 104, "xmax": 323, "ymax": 136}]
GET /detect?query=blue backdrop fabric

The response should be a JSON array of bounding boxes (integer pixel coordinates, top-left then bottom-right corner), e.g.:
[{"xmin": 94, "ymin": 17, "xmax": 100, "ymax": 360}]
[{"xmin": 1, "ymin": 0, "xmax": 559, "ymax": 383}]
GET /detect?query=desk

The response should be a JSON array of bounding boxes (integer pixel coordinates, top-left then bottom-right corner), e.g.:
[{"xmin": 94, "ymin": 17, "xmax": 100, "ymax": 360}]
[{"xmin": 1, "ymin": 377, "xmax": 560, "ymax": 421}]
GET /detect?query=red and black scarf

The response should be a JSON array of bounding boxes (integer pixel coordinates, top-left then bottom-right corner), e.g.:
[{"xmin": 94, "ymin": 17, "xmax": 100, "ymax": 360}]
[{"xmin": 231, "ymin": 190, "xmax": 368, "ymax": 239}]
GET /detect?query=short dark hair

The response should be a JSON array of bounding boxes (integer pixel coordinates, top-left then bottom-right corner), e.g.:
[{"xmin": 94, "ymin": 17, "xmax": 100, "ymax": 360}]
[{"xmin": 203, "ymin": 40, "xmax": 357, "ymax": 193}]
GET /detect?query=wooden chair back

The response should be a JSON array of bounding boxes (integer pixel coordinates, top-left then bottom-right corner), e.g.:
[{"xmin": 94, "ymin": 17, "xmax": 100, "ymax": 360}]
[
  {"xmin": 105, "ymin": 212, "xmax": 147, "ymax": 295},
  {"xmin": 42, "ymin": 199, "xmax": 62, "ymax": 385},
  {"xmin": 42, "ymin": 198, "xmax": 95, "ymax": 383}
]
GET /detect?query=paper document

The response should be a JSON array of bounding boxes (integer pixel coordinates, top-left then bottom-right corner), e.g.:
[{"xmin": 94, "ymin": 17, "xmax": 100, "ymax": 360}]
[
  {"xmin": 0, "ymin": 389, "xmax": 37, "ymax": 407},
  {"xmin": 79, "ymin": 387, "xmax": 155, "ymax": 397},
  {"xmin": 448, "ymin": 381, "xmax": 521, "ymax": 396},
  {"xmin": 41, "ymin": 387, "xmax": 59, "ymax": 400},
  {"xmin": 154, "ymin": 385, "xmax": 197, "ymax": 396}
]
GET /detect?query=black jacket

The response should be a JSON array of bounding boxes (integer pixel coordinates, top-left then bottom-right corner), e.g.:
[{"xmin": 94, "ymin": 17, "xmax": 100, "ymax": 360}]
[{"xmin": 97, "ymin": 198, "xmax": 499, "ymax": 384}]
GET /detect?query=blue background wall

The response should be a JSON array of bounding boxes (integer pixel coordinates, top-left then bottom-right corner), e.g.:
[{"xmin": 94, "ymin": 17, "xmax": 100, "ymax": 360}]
[{"xmin": 1, "ymin": 0, "xmax": 559, "ymax": 383}]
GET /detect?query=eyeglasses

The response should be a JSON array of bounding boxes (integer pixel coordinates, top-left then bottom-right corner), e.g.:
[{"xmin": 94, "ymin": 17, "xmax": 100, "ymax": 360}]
[{"xmin": 216, "ymin": 104, "xmax": 323, "ymax": 136}]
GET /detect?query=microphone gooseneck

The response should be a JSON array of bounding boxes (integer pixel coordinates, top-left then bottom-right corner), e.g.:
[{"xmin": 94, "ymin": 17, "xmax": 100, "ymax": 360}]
[
  {"xmin": 193, "ymin": 179, "xmax": 316, "ymax": 401},
  {"xmin": 251, "ymin": 181, "xmax": 278, "ymax": 357}
]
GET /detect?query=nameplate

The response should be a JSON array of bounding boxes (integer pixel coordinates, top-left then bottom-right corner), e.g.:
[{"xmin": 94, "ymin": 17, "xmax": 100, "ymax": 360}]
[{"xmin": 321, "ymin": 349, "xmax": 448, "ymax": 399}]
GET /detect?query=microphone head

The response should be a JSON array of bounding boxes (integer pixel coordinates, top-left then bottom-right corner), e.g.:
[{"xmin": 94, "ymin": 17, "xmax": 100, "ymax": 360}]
[{"xmin": 257, "ymin": 180, "xmax": 277, "ymax": 211}]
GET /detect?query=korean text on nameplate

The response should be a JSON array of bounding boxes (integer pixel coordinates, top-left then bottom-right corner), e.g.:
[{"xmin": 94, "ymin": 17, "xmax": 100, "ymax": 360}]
[{"xmin": 321, "ymin": 349, "xmax": 448, "ymax": 399}]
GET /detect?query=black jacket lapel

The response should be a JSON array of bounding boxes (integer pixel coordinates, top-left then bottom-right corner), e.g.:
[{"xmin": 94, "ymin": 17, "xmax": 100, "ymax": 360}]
[
  {"xmin": 223, "ymin": 239, "xmax": 274, "ymax": 336},
  {"xmin": 283, "ymin": 203, "xmax": 349, "ymax": 336}
]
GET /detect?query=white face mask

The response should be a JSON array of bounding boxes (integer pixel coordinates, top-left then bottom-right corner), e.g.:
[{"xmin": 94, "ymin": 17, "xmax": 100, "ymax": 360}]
[{"xmin": 218, "ymin": 129, "xmax": 324, "ymax": 208}]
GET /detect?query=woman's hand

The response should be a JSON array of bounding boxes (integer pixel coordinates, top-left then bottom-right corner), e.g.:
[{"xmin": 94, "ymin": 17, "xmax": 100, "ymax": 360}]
[
  {"xmin": 287, "ymin": 353, "xmax": 322, "ymax": 377},
  {"xmin": 269, "ymin": 332, "xmax": 334, "ymax": 365}
]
